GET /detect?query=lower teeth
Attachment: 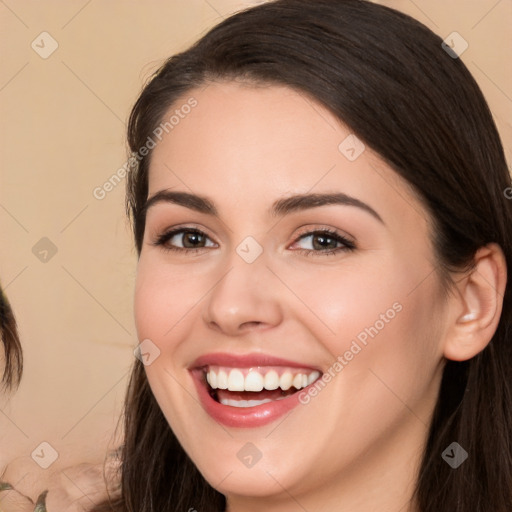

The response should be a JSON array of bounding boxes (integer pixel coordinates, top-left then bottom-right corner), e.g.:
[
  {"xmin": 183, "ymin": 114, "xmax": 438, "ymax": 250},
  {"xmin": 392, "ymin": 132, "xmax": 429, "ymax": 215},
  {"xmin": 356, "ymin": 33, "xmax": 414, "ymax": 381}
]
[
  {"xmin": 209, "ymin": 384, "xmax": 297, "ymax": 408},
  {"xmin": 219, "ymin": 397, "xmax": 288, "ymax": 408}
]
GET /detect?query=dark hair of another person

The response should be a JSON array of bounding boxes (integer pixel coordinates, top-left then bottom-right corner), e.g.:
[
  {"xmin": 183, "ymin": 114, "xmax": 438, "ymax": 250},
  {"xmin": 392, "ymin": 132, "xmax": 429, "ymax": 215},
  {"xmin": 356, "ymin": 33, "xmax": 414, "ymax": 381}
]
[
  {"xmin": 0, "ymin": 285, "xmax": 22, "ymax": 392},
  {"xmin": 93, "ymin": 1, "xmax": 512, "ymax": 510}
]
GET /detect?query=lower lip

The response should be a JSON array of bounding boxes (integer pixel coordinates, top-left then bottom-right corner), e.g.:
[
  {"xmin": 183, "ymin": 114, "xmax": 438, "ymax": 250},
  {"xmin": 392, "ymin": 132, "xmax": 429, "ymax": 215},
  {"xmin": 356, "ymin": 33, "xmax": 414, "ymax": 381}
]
[{"xmin": 190, "ymin": 370, "xmax": 307, "ymax": 428}]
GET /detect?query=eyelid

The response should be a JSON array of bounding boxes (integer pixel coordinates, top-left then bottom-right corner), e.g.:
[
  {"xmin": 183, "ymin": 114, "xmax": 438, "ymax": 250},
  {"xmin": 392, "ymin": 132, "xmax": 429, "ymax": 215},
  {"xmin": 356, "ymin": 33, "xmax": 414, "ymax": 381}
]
[
  {"xmin": 152, "ymin": 222, "xmax": 216, "ymax": 239},
  {"xmin": 292, "ymin": 224, "xmax": 355, "ymax": 245}
]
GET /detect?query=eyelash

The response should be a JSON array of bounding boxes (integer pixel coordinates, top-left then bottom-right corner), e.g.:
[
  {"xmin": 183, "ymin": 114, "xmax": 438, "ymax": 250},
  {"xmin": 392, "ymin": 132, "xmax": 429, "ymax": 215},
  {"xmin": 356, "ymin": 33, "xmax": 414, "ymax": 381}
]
[{"xmin": 152, "ymin": 226, "xmax": 356, "ymax": 257}]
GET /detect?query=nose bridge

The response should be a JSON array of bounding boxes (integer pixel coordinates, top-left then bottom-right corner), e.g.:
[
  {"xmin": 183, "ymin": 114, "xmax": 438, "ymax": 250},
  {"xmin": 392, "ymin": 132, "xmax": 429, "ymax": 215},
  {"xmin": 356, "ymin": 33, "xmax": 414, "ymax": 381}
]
[{"xmin": 201, "ymin": 239, "xmax": 283, "ymax": 334}]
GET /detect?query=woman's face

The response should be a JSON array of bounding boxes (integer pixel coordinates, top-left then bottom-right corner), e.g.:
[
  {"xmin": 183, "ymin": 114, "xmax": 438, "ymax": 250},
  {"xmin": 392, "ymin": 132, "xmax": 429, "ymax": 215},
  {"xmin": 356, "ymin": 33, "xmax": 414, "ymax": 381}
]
[{"xmin": 135, "ymin": 81, "xmax": 449, "ymax": 506}]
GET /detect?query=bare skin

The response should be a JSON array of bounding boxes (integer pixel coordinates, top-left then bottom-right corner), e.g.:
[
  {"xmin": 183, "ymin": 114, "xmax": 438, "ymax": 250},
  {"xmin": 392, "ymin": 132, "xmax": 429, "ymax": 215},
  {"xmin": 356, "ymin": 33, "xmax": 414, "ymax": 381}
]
[
  {"xmin": 0, "ymin": 456, "xmax": 116, "ymax": 511},
  {"xmin": 135, "ymin": 81, "xmax": 506, "ymax": 511},
  {"xmin": 0, "ymin": 81, "xmax": 504, "ymax": 511}
]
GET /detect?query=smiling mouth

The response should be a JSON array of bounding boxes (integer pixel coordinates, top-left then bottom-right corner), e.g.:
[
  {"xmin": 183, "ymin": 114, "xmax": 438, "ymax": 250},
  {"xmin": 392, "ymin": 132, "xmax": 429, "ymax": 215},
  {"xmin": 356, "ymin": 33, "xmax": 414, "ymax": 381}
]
[{"xmin": 203, "ymin": 366, "xmax": 322, "ymax": 408}]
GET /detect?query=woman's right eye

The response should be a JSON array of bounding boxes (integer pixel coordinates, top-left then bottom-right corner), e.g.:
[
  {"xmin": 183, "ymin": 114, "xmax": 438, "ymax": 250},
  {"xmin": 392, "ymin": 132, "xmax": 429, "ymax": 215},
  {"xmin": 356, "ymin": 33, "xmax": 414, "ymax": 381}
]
[{"xmin": 153, "ymin": 228, "xmax": 217, "ymax": 253}]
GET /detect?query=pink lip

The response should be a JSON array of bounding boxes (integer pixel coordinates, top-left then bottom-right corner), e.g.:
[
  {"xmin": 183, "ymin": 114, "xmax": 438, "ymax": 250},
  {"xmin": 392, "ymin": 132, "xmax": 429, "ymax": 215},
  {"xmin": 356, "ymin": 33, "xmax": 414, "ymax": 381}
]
[
  {"xmin": 189, "ymin": 352, "xmax": 322, "ymax": 428},
  {"xmin": 190, "ymin": 352, "xmax": 321, "ymax": 371}
]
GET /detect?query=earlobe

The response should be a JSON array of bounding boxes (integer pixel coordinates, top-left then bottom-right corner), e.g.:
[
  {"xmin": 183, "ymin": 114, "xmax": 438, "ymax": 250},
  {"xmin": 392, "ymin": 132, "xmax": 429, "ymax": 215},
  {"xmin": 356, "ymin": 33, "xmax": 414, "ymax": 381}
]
[{"xmin": 443, "ymin": 243, "xmax": 507, "ymax": 362}]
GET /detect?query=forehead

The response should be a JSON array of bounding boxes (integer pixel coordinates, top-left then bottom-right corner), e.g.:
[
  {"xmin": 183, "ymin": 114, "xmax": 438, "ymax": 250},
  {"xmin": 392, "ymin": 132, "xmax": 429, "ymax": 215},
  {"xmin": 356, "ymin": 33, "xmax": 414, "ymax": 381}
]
[
  {"xmin": 149, "ymin": 81, "xmax": 345, "ymax": 179},
  {"xmin": 147, "ymin": 81, "xmax": 427, "ymax": 231}
]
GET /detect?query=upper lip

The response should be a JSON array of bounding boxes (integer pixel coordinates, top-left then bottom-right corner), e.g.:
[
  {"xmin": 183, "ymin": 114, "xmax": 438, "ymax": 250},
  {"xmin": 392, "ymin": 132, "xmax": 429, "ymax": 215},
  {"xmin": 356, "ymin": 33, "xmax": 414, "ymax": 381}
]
[{"xmin": 190, "ymin": 352, "xmax": 322, "ymax": 372}]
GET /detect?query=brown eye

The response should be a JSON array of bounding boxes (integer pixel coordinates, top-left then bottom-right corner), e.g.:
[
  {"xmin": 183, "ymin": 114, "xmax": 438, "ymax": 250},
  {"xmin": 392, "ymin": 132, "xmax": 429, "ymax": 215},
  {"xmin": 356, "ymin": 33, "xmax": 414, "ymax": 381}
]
[
  {"xmin": 180, "ymin": 231, "xmax": 207, "ymax": 248},
  {"xmin": 311, "ymin": 233, "xmax": 340, "ymax": 250},
  {"xmin": 154, "ymin": 228, "xmax": 217, "ymax": 253},
  {"xmin": 292, "ymin": 229, "xmax": 355, "ymax": 255}
]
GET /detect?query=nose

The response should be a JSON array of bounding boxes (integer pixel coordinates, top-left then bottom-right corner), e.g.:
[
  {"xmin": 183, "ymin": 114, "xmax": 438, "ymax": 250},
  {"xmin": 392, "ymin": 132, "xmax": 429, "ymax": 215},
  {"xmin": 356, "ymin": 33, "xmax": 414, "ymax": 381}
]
[{"xmin": 201, "ymin": 257, "xmax": 284, "ymax": 337}]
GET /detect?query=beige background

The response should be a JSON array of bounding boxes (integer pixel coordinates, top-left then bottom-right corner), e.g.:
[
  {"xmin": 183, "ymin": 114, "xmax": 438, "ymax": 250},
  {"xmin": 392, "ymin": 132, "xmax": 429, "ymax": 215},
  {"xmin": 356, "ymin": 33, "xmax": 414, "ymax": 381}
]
[{"xmin": 1, "ymin": 0, "xmax": 511, "ymax": 481}]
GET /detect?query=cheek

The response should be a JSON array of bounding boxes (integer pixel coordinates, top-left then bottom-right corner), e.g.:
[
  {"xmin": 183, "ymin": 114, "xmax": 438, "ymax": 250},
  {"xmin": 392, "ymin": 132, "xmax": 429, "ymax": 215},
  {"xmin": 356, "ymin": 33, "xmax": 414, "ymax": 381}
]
[
  {"xmin": 134, "ymin": 256, "xmax": 204, "ymax": 343},
  {"xmin": 327, "ymin": 271, "xmax": 445, "ymax": 426},
  {"xmin": 277, "ymin": 255, "xmax": 406, "ymax": 346},
  {"xmin": 134, "ymin": 260, "xmax": 201, "ymax": 438},
  {"xmin": 282, "ymin": 254, "xmax": 443, "ymax": 391}
]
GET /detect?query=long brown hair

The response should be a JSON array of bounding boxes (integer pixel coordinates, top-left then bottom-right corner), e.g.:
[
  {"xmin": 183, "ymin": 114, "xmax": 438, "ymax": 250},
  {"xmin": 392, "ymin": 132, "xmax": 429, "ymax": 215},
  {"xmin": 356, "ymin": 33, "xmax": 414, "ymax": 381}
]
[
  {"xmin": 0, "ymin": 284, "xmax": 22, "ymax": 392},
  {"xmin": 95, "ymin": 1, "xmax": 512, "ymax": 510}
]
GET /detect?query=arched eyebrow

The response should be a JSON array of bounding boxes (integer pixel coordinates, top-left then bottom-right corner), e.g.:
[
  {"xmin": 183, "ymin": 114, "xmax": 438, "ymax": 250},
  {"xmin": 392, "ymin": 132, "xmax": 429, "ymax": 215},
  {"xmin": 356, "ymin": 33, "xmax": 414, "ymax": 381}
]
[{"xmin": 143, "ymin": 190, "xmax": 384, "ymax": 224}]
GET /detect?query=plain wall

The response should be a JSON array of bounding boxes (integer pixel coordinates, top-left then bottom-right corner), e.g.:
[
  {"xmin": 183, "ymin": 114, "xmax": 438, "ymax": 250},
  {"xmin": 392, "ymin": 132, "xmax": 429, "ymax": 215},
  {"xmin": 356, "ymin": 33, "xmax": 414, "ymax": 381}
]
[{"xmin": 1, "ymin": 0, "xmax": 511, "ymax": 482}]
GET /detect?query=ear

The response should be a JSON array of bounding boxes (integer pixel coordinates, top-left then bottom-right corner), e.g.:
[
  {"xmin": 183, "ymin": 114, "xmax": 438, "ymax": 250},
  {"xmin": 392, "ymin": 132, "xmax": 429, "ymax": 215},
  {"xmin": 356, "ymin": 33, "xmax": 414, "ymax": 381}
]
[{"xmin": 443, "ymin": 243, "xmax": 507, "ymax": 361}]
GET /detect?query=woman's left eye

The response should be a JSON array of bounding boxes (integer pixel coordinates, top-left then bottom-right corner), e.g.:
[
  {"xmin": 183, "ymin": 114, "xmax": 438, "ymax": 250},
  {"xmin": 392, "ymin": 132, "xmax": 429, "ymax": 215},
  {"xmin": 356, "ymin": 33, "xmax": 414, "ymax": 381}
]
[
  {"xmin": 152, "ymin": 227, "xmax": 355, "ymax": 256},
  {"xmin": 290, "ymin": 229, "xmax": 356, "ymax": 256}
]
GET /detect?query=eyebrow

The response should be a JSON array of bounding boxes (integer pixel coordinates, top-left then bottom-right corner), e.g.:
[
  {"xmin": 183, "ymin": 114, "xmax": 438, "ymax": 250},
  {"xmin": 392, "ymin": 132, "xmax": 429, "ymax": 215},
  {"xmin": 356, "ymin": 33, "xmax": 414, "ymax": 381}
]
[{"xmin": 143, "ymin": 190, "xmax": 384, "ymax": 224}]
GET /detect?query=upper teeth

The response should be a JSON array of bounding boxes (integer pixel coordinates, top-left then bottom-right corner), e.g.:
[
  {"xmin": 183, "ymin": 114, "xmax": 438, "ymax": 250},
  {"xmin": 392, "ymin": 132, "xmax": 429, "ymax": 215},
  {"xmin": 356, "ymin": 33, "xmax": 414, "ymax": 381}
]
[{"xmin": 206, "ymin": 367, "xmax": 321, "ymax": 392}]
